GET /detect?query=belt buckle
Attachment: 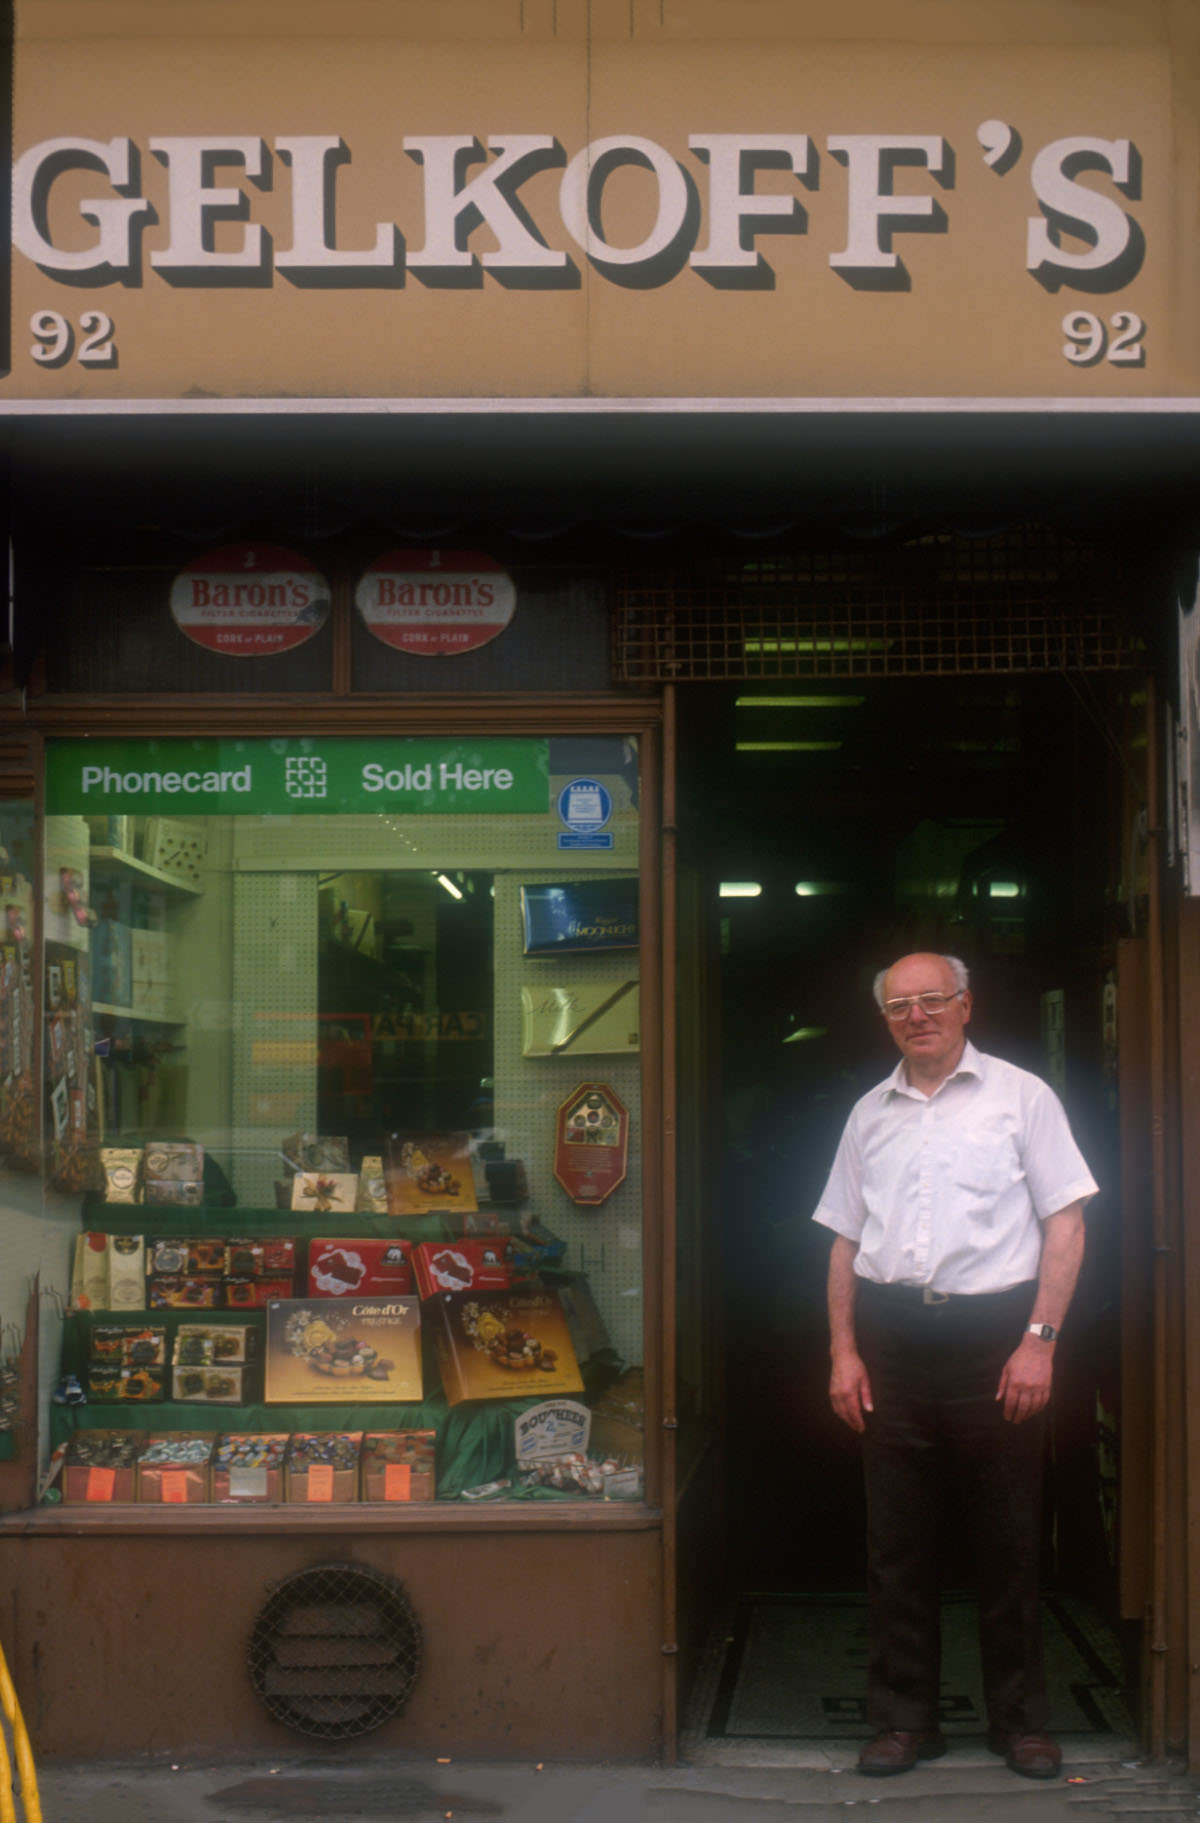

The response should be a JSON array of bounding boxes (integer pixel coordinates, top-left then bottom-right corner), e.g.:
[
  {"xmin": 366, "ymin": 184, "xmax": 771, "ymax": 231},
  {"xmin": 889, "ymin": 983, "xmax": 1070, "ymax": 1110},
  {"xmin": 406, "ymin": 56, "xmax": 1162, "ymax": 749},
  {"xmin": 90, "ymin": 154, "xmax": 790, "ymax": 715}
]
[{"xmin": 922, "ymin": 1288, "xmax": 950, "ymax": 1306}]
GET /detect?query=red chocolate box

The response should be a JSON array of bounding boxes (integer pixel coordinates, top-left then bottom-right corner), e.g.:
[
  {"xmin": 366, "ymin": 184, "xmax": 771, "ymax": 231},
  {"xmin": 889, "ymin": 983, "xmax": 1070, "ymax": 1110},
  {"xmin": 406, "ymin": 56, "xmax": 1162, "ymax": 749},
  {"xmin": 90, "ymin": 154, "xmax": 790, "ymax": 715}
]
[
  {"xmin": 411, "ymin": 1237, "xmax": 519, "ymax": 1301},
  {"xmin": 308, "ymin": 1237, "xmax": 413, "ymax": 1298}
]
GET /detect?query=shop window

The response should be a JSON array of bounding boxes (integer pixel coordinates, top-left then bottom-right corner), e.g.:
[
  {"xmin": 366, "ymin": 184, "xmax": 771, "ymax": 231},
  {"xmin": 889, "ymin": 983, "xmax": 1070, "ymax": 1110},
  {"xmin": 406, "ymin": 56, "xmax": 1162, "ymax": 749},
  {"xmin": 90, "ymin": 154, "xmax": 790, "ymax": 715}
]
[
  {"xmin": 39, "ymin": 736, "xmax": 645, "ymax": 1511},
  {"xmin": 0, "ymin": 802, "xmax": 38, "ymax": 1466}
]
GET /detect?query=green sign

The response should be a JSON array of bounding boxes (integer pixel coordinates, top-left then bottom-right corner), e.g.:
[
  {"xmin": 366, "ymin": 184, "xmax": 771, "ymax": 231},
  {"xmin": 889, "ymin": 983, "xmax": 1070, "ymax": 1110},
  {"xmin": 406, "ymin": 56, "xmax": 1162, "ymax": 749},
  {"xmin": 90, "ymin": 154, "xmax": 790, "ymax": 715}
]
[{"xmin": 46, "ymin": 738, "xmax": 550, "ymax": 817}]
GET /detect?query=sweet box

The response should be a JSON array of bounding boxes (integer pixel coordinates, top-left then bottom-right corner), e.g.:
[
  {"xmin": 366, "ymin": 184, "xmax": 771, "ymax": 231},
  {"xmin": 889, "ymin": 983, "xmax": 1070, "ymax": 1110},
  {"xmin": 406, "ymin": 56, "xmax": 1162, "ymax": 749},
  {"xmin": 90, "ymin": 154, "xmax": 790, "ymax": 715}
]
[
  {"xmin": 361, "ymin": 1430, "xmax": 436, "ymax": 1503},
  {"xmin": 265, "ymin": 1298, "xmax": 423, "ymax": 1404},
  {"xmin": 411, "ymin": 1237, "xmax": 517, "ymax": 1301},
  {"xmin": 429, "ymin": 1288, "xmax": 584, "ymax": 1407},
  {"xmin": 62, "ymin": 1429, "xmax": 144, "ymax": 1504},
  {"xmin": 211, "ymin": 1433, "xmax": 289, "ymax": 1504},
  {"xmin": 285, "ymin": 1431, "xmax": 362, "ymax": 1504},
  {"xmin": 171, "ymin": 1364, "xmax": 255, "ymax": 1404},
  {"xmin": 136, "ymin": 1433, "xmax": 213, "ymax": 1503},
  {"xmin": 308, "ymin": 1237, "xmax": 413, "ymax": 1297}
]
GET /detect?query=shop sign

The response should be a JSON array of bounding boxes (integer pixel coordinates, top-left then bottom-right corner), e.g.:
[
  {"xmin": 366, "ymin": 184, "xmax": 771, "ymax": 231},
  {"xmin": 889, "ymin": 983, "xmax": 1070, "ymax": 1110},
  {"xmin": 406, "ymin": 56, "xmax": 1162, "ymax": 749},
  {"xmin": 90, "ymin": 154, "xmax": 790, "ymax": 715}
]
[
  {"xmin": 4, "ymin": 29, "xmax": 1171, "ymax": 403},
  {"xmin": 169, "ymin": 543, "xmax": 330, "ymax": 657},
  {"xmin": 16, "ymin": 127, "xmax": 1143, "ymax": 302},
  {"xmin": 45, "ymin": 737, "xmax": 549, "ymax": 817},
  {"xmin": 355, "ymin": 551, "xmax": 516, "ymax": 656}
]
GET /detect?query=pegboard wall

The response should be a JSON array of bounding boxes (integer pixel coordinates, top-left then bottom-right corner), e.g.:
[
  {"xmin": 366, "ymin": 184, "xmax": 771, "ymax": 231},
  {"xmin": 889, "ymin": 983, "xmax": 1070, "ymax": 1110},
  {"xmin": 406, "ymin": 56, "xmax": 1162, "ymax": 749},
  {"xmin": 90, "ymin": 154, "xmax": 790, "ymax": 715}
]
[
  {"xmin": 231, "ymin": 871, "xmax": 319, "ymax": 1207},
  {"xmin": 493, "ymin": 871, "xmax": 643, "ymax": 1370}
]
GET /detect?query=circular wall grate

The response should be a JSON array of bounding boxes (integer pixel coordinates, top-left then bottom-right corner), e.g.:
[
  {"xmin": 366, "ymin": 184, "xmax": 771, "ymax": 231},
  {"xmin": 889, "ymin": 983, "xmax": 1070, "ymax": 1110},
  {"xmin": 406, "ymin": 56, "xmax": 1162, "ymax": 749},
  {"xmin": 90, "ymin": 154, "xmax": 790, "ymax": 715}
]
[{"xmin": 248, "ymin": 1561, "xmax": 423, "ymax": 1739}]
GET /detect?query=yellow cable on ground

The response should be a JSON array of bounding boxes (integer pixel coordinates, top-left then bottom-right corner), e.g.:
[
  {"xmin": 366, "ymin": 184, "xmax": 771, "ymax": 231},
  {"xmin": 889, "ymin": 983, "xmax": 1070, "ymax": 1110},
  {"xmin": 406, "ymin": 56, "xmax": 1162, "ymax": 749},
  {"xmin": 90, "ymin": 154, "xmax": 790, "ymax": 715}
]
[
  {"xmin": 0, "ymin": 1640, "xmax": 41, "ymax": 1823},
  {"xmin": 0, "ymin": 1710, "xmax": 16, "ymax": 1823}
]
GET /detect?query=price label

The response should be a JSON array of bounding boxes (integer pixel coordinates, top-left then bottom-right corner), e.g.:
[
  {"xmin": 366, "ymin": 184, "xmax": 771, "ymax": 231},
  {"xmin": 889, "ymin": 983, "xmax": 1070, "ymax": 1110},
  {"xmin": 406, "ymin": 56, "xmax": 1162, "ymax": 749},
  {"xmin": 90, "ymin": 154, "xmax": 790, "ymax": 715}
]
[
  {"xmin": 383, "ymin": 1463, "xmax": 412, "ymax": 1502},
  {"xmin": 306, "ymin": 1463, "xmax": 335, "ymax": 1502},
  {"xmin": 160, "ymin": 1470, "xmax": 190, "ymax": 1504},
  {"xmin": 86, "ymin": 1466, "xmax": 115, "ymax": 1502}
]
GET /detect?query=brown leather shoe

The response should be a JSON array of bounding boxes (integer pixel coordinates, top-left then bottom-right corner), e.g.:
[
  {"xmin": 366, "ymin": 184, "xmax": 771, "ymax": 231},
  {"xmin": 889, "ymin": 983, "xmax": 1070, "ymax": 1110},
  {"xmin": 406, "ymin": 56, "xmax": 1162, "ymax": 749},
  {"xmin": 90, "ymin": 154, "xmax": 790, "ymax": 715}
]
[
  {"xmin": 857, "ymin": 1729, "xmax": 948, "ymax": 1775},
  {"xmin": 987, "ymin": 1728, "xmax": 1062, "ymax": 1780}
]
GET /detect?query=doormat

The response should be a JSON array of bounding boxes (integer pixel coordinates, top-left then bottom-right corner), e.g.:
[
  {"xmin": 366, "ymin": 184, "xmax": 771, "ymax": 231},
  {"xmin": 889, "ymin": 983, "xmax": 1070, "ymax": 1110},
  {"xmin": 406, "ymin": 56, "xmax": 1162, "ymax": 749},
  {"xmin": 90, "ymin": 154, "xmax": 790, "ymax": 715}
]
[{"xmin": 706, "ymin": 1592, "xmax": 1133, "ymax": 1740}]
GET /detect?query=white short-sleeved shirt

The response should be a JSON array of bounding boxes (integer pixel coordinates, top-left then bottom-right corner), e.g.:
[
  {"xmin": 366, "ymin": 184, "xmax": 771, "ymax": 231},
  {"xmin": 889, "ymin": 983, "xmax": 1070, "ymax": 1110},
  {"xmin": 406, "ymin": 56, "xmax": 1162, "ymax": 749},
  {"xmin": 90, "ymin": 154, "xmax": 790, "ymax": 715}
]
[{"xmin": 812, "ymin": 1040, "xmax": 1098, "ymax": 1294}]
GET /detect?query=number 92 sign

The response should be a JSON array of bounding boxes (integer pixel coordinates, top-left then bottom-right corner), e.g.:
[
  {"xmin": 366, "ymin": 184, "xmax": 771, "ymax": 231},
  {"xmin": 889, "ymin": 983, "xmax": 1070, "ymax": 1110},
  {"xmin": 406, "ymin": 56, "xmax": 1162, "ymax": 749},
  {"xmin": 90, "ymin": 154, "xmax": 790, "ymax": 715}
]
[{"xmin": 1062, "ymin": 309, "xmax": 1145, "ymax": 368}]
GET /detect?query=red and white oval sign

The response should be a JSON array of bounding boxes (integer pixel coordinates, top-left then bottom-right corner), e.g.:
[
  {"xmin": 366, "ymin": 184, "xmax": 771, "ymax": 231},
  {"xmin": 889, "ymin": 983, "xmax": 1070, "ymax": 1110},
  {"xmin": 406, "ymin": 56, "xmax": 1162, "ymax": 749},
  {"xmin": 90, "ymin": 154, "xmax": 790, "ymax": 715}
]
[
  {"xmin": 170, "ymin": 543, "xmax": 331, "ymax": 657},
  {"xmin": 355, "ymin": 550, "xmax": 516, "ymax": 656}
]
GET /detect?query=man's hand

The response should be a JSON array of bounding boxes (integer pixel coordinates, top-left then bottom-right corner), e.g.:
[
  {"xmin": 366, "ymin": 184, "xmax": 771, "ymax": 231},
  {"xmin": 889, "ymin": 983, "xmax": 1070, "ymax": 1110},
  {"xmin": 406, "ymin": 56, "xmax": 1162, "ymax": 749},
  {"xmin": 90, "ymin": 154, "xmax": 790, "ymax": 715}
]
[
  {"xmin": 996, "ymin": 1336, "xmax": 1054, "ymax": 1424},
  {"xmin": 830, "ymin": 1350, "xmax": 874, "ymax": 1432}
]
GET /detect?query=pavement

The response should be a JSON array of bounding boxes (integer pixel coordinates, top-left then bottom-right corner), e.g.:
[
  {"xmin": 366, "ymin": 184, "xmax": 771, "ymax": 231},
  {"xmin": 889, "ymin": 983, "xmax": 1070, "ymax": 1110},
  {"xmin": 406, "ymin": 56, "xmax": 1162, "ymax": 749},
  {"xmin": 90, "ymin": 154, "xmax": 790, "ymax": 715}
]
[{"xmin": 27, "ymin": 1741, "xmax": 1200, "ymax": 1823}]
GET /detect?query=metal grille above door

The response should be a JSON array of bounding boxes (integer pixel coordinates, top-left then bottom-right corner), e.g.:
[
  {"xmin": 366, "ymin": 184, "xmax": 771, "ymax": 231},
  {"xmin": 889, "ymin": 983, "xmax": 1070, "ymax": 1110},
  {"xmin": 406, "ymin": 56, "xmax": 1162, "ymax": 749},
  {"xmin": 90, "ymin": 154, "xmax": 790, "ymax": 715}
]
[{"xmin": 614, "ymin": 528, "xmax": 1141, "ymax": 682}]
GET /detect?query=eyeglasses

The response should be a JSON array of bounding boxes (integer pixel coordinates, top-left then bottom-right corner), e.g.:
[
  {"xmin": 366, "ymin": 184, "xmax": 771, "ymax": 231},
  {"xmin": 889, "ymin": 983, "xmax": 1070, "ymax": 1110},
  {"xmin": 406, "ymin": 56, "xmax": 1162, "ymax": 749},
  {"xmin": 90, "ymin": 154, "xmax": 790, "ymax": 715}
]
[{"xmin": 882, "ymin": 990, "xmax": 965, "ymax": 1022}]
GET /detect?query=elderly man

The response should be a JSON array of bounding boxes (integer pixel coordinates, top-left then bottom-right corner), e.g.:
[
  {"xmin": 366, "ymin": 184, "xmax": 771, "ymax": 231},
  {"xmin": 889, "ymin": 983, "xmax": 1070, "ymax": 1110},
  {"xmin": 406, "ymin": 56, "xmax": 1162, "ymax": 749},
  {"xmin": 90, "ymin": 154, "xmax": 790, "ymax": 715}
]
[{"xmin": 813, "ymin": 952, "xmax": 1096, "ymax": 1782}]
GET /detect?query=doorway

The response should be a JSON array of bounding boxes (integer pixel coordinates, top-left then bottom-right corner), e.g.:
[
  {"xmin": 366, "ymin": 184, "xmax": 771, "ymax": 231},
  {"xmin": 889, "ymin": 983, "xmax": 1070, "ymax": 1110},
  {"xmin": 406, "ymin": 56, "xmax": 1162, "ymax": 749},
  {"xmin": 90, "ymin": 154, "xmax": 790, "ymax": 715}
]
[{"xmin": 676, "ymin": 670, "xmax": 1139, "ymax": 1749}]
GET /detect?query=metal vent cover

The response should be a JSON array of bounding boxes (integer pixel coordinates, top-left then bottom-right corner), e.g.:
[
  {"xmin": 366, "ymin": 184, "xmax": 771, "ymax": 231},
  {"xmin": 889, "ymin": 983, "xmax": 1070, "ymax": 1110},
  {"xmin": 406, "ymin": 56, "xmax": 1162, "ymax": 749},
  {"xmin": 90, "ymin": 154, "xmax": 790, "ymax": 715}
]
[
  {"xmin": 613, "ymin": 528, "xmax": 1141, "ymax": 682},
  {"xmin": 248, "ymin": 1561, "xmax": 423, "ymax": 1739}
]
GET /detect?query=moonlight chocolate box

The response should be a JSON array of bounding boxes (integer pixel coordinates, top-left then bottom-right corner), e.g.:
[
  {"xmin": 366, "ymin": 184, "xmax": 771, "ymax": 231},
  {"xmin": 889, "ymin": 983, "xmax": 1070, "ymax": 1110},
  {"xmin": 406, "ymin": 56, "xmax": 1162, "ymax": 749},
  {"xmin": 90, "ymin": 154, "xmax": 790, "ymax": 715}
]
[{"xmin": 264, "ymin": 1297, "xmax": 423, "ymax": 1404}]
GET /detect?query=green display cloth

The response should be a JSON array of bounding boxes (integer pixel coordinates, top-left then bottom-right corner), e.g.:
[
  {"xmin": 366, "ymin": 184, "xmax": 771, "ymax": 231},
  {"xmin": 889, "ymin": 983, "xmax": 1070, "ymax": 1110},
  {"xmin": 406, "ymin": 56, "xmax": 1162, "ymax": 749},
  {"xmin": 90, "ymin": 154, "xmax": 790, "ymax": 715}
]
[{"xmin": 0, "ymin": 1431, "xmax": 15, "ymax": 1462}]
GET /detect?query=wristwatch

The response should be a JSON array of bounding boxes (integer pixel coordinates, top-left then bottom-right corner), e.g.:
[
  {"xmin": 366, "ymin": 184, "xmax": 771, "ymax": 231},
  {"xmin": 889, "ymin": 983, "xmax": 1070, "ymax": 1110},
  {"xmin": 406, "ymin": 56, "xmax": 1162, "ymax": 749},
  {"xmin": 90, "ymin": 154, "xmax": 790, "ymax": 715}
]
[{"xmin": 1027, "ymin": 1322, "xmax": 1058, "ymax": 1342}]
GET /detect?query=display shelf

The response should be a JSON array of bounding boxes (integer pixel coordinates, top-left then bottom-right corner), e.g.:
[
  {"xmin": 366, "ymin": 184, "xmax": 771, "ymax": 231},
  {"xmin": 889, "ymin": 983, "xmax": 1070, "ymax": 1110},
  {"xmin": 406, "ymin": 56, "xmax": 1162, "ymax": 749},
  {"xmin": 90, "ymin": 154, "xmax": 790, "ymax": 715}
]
[
  {"xmin": 88, "ymin": 847, "xmax": 203, "ymax": 895},
  {"xmin": 93, "ymin": 1001, "xmax": 184, "ymax": 1023}
]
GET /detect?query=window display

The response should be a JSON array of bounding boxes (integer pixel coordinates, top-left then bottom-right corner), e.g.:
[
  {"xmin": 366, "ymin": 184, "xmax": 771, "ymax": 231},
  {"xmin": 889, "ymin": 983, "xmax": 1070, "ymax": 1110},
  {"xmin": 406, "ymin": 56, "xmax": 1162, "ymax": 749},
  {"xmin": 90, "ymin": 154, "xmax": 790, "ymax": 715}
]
[{"xmin": 40, "ymin": 736, "xmax": 645, "ymax": 1508}]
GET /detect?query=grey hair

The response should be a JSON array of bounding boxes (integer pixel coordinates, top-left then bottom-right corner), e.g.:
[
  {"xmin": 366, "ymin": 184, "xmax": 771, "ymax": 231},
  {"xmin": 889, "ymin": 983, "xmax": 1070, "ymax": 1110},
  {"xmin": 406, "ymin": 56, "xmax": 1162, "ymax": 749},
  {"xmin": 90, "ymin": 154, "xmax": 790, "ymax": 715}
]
[{"xmin": 872, "ymin": 954, "xmax": 970, "ymax": 1010}]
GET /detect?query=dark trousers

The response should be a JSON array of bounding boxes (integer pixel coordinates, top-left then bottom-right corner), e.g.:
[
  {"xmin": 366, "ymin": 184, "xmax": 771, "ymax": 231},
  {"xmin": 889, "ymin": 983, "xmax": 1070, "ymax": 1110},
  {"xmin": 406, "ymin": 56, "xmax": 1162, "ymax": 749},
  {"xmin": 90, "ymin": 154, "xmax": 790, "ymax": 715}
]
[{"xmin": 855, "ymin": 1279, "xmax": 1048, "ymax": 1737}]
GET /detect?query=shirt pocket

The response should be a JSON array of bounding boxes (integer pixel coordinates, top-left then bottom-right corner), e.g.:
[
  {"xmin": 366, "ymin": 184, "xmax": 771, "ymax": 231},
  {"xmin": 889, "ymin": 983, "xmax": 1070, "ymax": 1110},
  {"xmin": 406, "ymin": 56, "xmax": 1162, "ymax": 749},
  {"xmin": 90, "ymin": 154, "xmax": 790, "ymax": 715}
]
[{"xmin": 952, "ymin": 1125, "xmax": 1020, "ymax": 1197}]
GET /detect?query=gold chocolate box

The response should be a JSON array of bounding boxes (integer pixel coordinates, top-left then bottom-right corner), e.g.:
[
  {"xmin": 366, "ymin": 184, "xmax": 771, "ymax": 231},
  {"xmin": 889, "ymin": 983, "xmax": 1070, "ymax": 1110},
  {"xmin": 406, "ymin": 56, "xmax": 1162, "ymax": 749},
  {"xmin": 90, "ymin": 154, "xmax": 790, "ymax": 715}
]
[
  {"xmin": 429, "ymin": 1288, "xmax": 584, "ymax": 1407},
  {"xmin": 264, "ymin": 1298, "xmax": 423, "ymax": 1404}
]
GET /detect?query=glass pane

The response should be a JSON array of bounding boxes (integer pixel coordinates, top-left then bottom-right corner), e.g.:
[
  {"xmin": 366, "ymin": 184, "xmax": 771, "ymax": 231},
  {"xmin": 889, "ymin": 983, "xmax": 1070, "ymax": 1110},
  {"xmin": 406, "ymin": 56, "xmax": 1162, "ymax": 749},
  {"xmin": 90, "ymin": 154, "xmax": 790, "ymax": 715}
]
[
  {"xmin": 41, "ymin": 736, "xmax": 644, "ymax": 1507},
  {"xmin": 0, "ymin": 802, "xmax": 38, "ymax": 1465}
]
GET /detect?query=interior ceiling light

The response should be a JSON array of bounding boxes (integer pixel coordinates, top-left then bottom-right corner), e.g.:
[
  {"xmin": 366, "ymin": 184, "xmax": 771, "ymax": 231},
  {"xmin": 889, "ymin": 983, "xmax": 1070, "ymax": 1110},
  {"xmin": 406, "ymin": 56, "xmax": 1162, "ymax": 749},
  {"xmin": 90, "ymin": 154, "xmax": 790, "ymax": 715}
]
[
  {"xmin": 719, "ymin": 882, "xmax": 762, "ymax": 898},
  {"xmin": 783, "ymin": 1026, "xmax": 830, "ymax": 1043},
  {"xmin": 794, "ymin": 881, "xmax": 849, "ymax": 897},
  {"xmin": 988, "ymin": 881, "xmax": 1022, "ymax": 898},
  {"xmin": 735, "ymin": 695, "xmax": 866, "ymax": 708},
  {"xmin": 736, "ymin": 741, "xmax": 843, "ymax": 752},
  {"xmin": 433, "ymin": 872, "xmax": 464, "ymax": 900},
  {"xmin": 742, "ymin": 637, "xmax": 890, "ymax": 655}
]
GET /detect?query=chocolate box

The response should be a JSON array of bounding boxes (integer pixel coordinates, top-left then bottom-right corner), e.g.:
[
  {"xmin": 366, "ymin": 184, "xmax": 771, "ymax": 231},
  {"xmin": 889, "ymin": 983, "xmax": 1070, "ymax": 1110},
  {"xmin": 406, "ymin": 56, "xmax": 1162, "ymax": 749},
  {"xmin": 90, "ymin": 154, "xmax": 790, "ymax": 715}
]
[
  {"xmin": 265, "ymin": 1298, "xmax": 423, "ymax": 1404},
  {"xmin": 308, "ymin": 1237, "xmax": 413, "ymax": 1298},
  {"xmin": 174, "ymin": 1324, "xmax": 257, "ymax": 1367},
  {"xmin": 225, "ymin": 1238, "xmax": 296, "ymax": 1279},
  {"xmin": 90, "ymin": 1324, "xmax": 166, "ymax": 1368},
  {"xmin": 361, "ymin": 1430, "xmax": 436, "ymax": 1503},
  {"xmin": 136, "ymin": 1433, "xmax": 213, "ymax": 1503},
  {"xmin": 411, "ymin": 1237, "xmax": 516, "ymax": 1301},
  {"xmin": 429, "ymin": 1289, "xmax": 584, "ymax": 1406},
  {"xmin": 211, "ymin": 1433, "xmax": 289, "ymax": 1504},
  {"xmin": 385, "ymin": 1133, "xmax": 477, "ymax": 1216},
  {"xmin": 62, "ymin": 1429, "xmax": 144, "ymax": 1504},
  {"xmin": 225, "ymin": 1274, "xmax": 294, "ymax": 1309},
  {"xmin": 86, "ymin": 1366, "xmax": 165, "ymax": 1402},
  {"xmin": 149, "ymin": 1238, "xmax": 225, "ymax": 1276},
  {"xmin": 171, "ymin": 1364, "xmax": 255, "ymax": 1404},
  {"xmin": 149, "ymin": 1276, "xmax": 222, "ymax": 1310},
  {"xmin": 285, "ymin": 1431, "xmax": 362, "ymax": 1504},
  {"xmin": 106, "ymin": 1233, "xmax": 146, "ymax": 1309},
  {"xmin": 143, "ymin": 1140, "xmax": 204, "ymax": 1185},
  {"xmin": 290, "ymin": 1171, "xmax": 358, "ymax": 1215},
  {"xmin": 142, "ymin": 1178, "xmax": 204, "ymax": 1208}
]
